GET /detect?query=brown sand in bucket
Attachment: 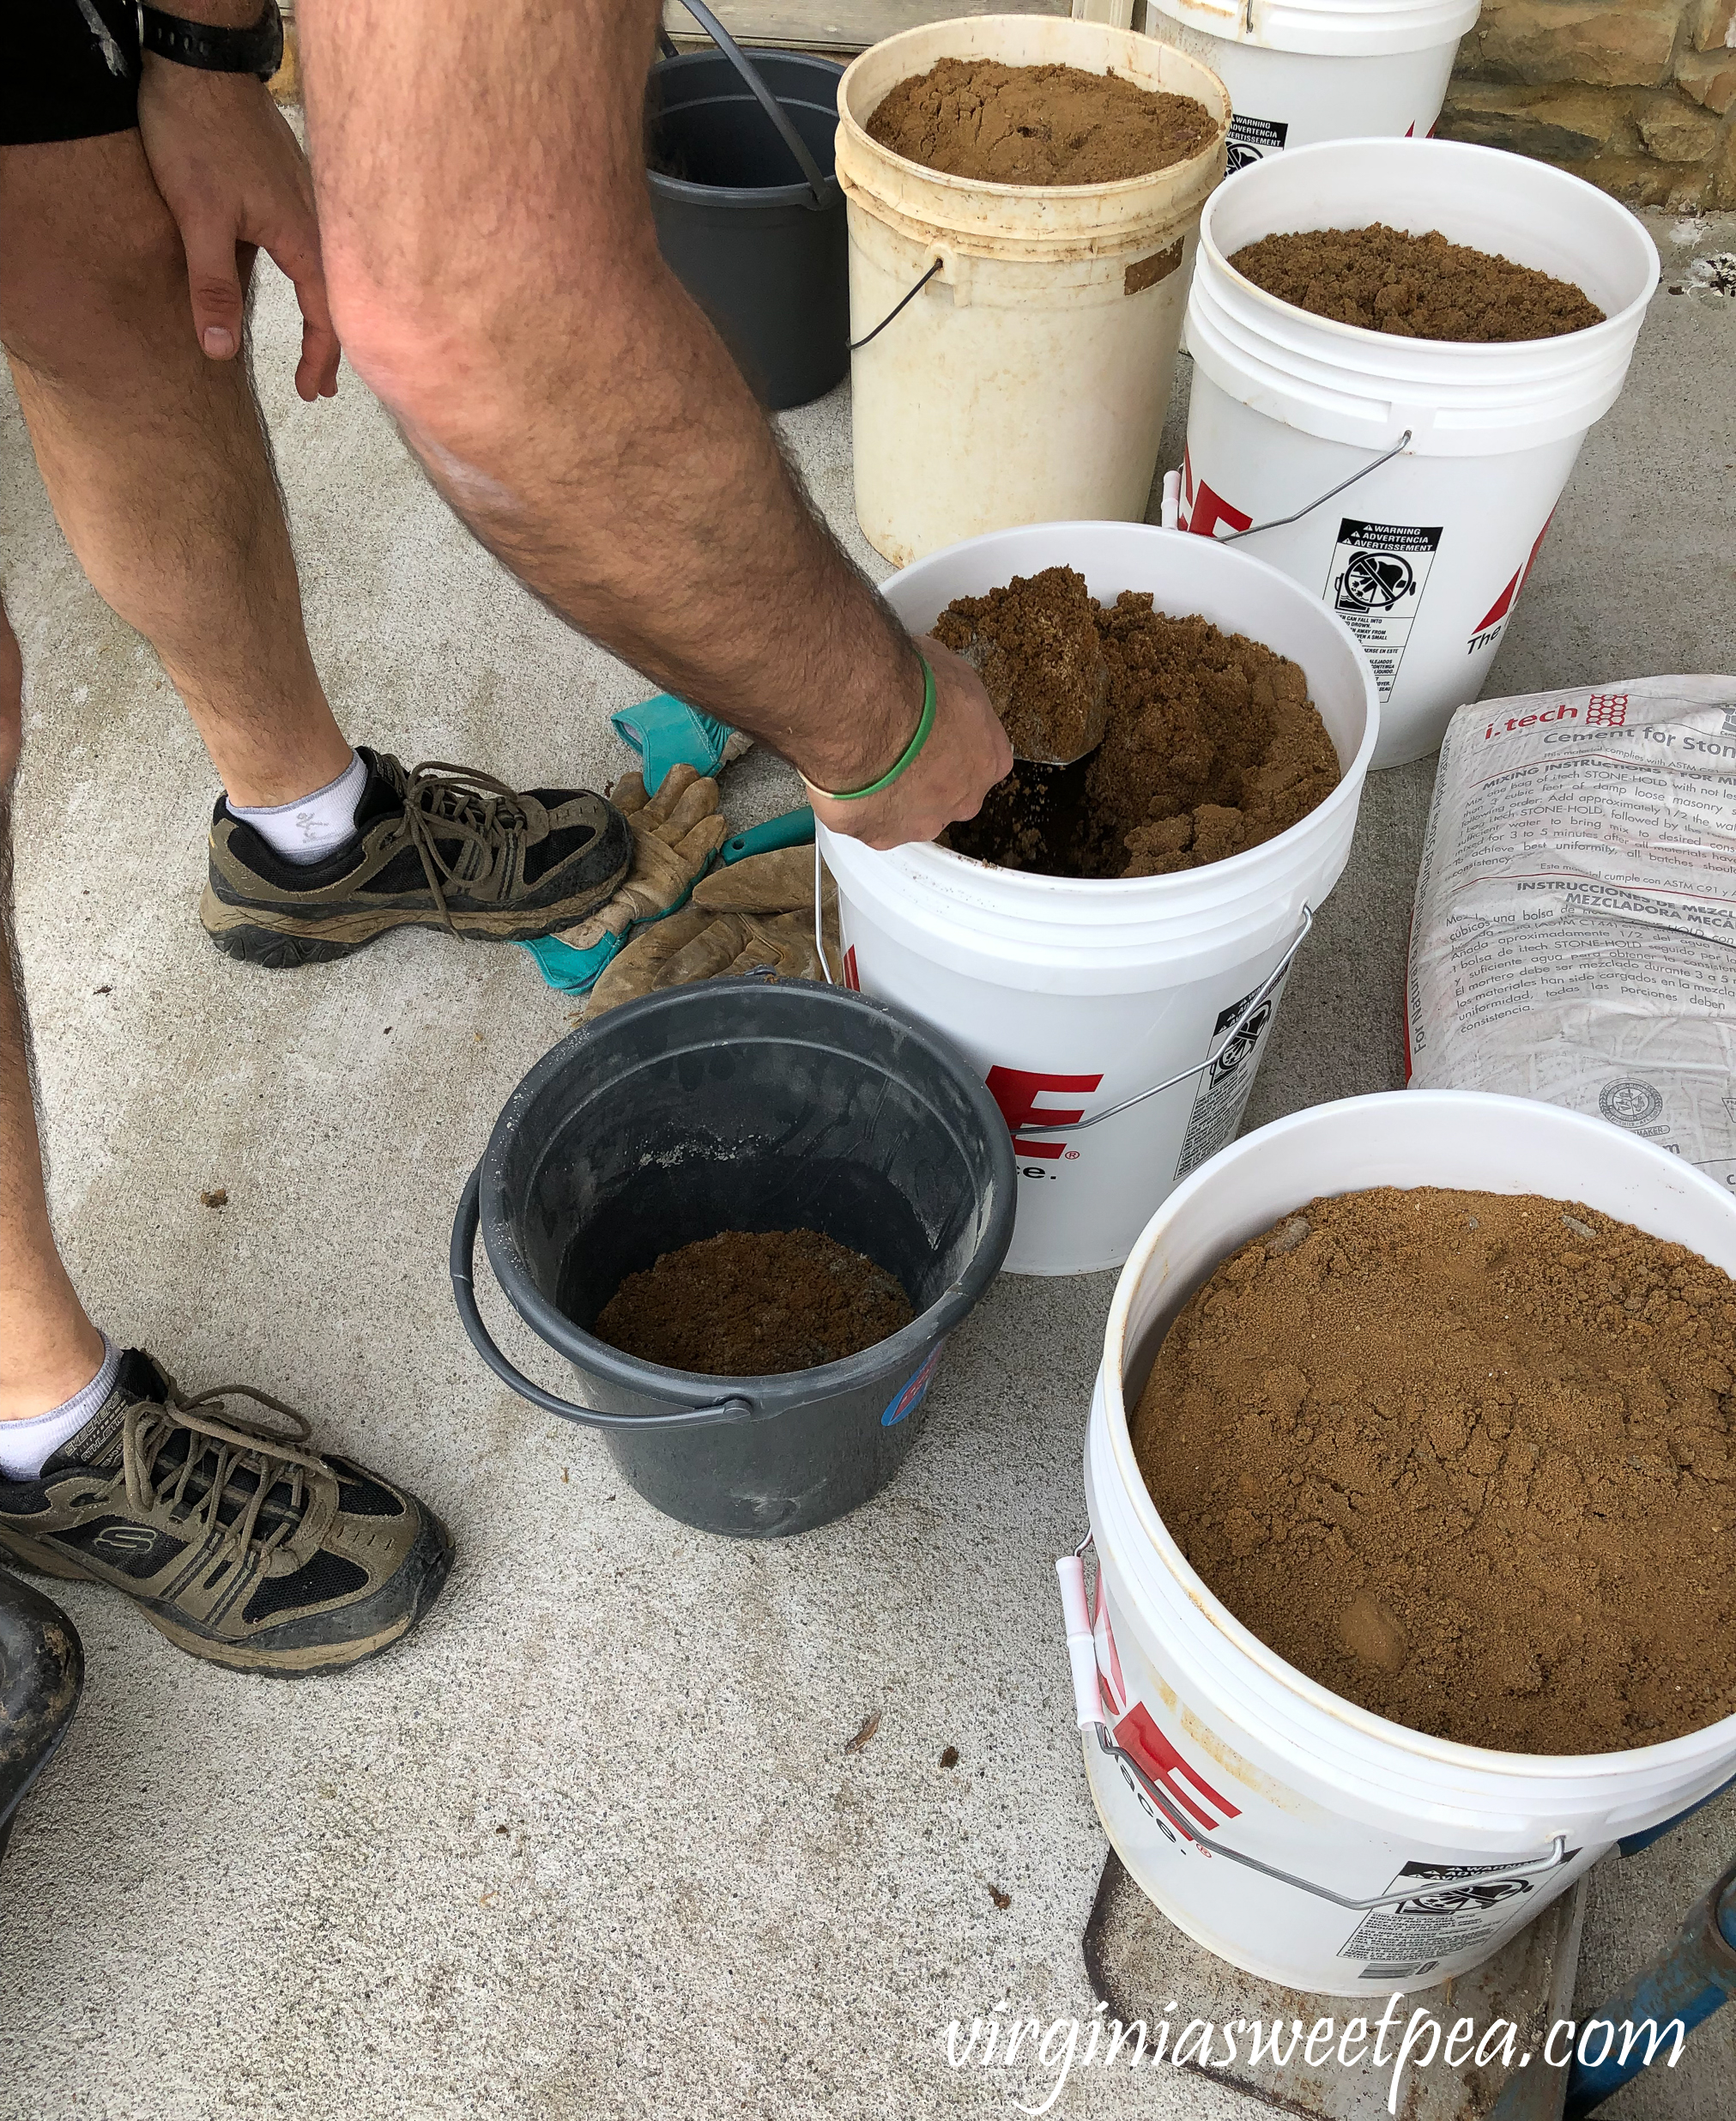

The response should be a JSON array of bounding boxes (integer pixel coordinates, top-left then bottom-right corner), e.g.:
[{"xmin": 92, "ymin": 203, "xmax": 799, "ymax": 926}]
[
  {"xmin": 1230, "ymin": 224, "xmax": 1605, "ymax": 342},
  {"xmin": 867, "ymin": 58, "xmax": 1217, "ymax": 186},
  {"xmin": 935, "ymin": 567, "xmax": 1340, "ymax": 880},
  {"xmin": 1132, "ymin": 1185, "xmax": 1736, "ymax": 1754},
  {"xmin": 593, "ymin": 1228, "xmax": 915, "ymax": 1376}
]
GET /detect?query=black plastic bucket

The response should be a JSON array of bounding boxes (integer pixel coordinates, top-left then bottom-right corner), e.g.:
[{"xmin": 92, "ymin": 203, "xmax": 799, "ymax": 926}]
[
  {"xmin": 451, "ymin": 979, "xmax": 1015, "ymax": 1538},
  {"xmin": 646, "ymin": 47, "xmax": 849, "ymax": 410}
]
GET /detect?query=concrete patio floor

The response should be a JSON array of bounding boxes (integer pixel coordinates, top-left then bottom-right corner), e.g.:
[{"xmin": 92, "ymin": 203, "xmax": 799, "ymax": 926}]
[{"xmin": 0, "ymin": 211, "xmax": 1732, "ymax": 2121}]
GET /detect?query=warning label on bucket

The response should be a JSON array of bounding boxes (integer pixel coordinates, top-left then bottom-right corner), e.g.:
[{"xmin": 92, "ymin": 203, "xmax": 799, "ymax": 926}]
[
  {"xmin": 1325, "ymin": 519, "xmax": 1443, "ymax": 704},
  {"xmin": 1226, "ymin": 114, "xmax": 1288, "ymax": 173},
  {"xmin": 1336, "ymin": 1855, "xmax": 1570, "ymax": 1969},
  {"xmin": 1172, "ymin": 977, "xmax": 1288, "ymax": 1181}
]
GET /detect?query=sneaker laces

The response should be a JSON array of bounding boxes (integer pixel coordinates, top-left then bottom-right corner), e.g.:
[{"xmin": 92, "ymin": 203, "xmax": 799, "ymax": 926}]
[
  {"xmin": 122, "ymin": 1381, "xmax": 336, "ymax": 1574},
  {"xmin": 385, "ymin": 760, "xmax": 532, "ymax": 932}
]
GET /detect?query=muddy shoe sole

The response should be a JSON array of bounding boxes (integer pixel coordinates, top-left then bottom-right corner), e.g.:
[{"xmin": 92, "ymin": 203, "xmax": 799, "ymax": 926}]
[
  {"xmin": 0, "ymin": 1515, "xmax": 455, "ymax": 1678},
  {"xmin": 0, "ymin": 1576, "xmax": 82, "ymax": 1864},
  {"xmin": 200, "ymin": 877, "xmax": 631, "ymax": 967}
]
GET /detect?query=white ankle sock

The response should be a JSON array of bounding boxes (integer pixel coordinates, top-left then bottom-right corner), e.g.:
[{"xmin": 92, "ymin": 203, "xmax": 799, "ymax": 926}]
[
  {"xmin": 231, "ymin": 750, "xmax": 367, "ymax": 865},
  {"xmin": 0, "ymin": 1337, "xmax": 120, "ymax": 1480}
]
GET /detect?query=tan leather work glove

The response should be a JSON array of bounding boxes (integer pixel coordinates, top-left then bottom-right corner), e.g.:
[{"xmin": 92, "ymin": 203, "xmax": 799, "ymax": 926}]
[
  {"xmin": 582, "ymin": 845, "xmax": 841, "ymax": 1019},
  {"xmin": 551, "ymin": 762, "xmax": 729, "ymax": 957}
]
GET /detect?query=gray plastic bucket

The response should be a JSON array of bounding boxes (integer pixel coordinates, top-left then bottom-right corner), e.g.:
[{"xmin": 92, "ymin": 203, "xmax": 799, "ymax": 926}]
[
  {"xmin": 645, "ymin": 45, "xmax": 849, "ymax": 410},
  {"xmin": 451, "ymin": 979, "xmax": 1016, "ymax": 1538}
]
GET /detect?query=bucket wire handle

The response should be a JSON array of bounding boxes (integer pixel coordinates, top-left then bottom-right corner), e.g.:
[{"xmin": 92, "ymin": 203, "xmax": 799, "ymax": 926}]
[
  {"xmin": 1058, "ymin": 1548, "xmax": 1571, "ymax": 1912},
  {"xmin": 450, "ymin": 1164, "xmax": 760, "ymax": 1431},
  {"xmin": 1217, "ymin": 430, "xmax": 1413, "ymax": 543},
  {"xmin": 1016, "ymin": 904, "xmax": 1314, "ymax": 1137},
  {"xmin": 672, "ymin": 0, "xmax": 829, "ymax": 208},
  {"xmin": 813, "ymin": 837, "xmax": 833, "ymax": 985},
  {"xmin": 850, "ymin": 258, "xmax": 944, "ymax": 351}
]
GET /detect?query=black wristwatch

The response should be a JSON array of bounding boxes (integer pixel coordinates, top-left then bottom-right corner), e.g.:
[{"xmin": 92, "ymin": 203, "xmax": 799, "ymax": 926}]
[{"xmin": 138, "ymin": 1, "xmax": 285, "ymax": 82}]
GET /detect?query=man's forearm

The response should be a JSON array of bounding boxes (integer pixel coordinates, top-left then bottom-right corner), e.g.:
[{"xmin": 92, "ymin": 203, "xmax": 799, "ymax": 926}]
[{"xmin": 301, "ymin": 0, "xmax": 917, "ymax": 793}]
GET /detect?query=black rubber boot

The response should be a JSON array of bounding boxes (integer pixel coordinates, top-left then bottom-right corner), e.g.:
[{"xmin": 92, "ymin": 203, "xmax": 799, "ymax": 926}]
[{"xmin": 0, "ymin": 1569, "xmax": 83, "ymax": 1867}]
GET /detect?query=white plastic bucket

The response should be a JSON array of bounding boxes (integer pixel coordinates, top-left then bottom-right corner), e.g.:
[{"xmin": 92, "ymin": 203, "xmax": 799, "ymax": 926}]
[
  {"xmin": 1064, "ymin": 1088, "xmax": 1736, "ymax": 1994},
  {"xmin": 1175, "ymin": 139, "xmax": 1660, "ymax": 767},
  {"xmin": 1136, "ymin": 0, "xmax": 1479, "ymax": 166},
  {"xmin": 835, "ymin": 17, "xmax": 1230, "ymax": 567},
  {"xmin": 818, "ymin": 520, "xmax": 1378, "ymax": 1276}
]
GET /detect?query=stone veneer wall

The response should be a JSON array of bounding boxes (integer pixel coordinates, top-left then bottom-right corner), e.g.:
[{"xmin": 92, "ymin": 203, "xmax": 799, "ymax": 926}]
[{"xmin": 1440, "ymin": 0, "xmax": 1736, "ymax": 210}]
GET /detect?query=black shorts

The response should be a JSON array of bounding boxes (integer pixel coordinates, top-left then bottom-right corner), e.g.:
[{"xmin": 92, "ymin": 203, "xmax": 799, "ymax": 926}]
[{"xmin": 2, "ymin": 0, "xmax": 141, "ymax": 148}]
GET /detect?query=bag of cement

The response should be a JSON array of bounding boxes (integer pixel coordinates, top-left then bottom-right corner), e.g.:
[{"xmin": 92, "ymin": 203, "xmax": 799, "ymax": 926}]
[{"xmin": 1407, "ymin": 675, "xmax": 1736, "ymax": 1192}]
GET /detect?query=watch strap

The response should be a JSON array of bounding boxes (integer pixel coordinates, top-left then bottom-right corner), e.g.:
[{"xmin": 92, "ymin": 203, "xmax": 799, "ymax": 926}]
[{"xmin": 139, "ymin": 2, "xmax": 285, "ymax": 82}]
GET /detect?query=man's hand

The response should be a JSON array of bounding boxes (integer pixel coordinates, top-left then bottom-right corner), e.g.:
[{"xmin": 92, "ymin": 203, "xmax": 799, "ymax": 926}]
[
  {"xmin": 136, "ymin": 61, "xmax": 340, "ymax": 400},
  {"xmin": 803, "ymin": 638, "xmax": 1013, "ymax": 851}
]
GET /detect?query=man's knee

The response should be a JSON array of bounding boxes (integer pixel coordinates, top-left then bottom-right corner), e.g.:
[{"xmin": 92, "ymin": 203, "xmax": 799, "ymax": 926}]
[{"xmin": 0, "ymin": 135, "xmax": 188, "ymax": 381}]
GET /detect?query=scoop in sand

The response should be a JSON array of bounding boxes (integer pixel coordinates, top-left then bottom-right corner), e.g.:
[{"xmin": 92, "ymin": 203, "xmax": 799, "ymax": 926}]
[{"xmin": 955, "ymin": 622, "xmax": 1110, "ymax": 767}]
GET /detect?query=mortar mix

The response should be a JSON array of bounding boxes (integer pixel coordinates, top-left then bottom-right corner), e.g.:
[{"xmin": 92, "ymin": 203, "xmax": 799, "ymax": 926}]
[
  {"xmin": 818, "ymin": 520, "xmax": 1378, "ymax": 1277},
  {"xmin": 836, "ymin": 16, "xmax": 1228, "ymax": 565},
  {"xmin": 1174, "ymin": 139, "xmax": 1660, "ymax": 767},
  {"xmin": 1067, "ymin": 1089, "xmax": 1736, "ymax": 1996}
]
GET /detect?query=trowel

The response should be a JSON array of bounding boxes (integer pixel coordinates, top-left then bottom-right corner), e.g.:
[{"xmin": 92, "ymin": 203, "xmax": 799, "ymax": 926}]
[{"xmin": 954, "ymin": 625, "xmax": 1111, "ymax": 768}]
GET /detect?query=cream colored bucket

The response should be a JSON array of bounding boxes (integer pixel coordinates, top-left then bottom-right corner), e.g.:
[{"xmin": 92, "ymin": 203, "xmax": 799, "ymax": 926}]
[{"xmin": 835, "ymin": 16, "xmax": 1230, "ymax": 566}]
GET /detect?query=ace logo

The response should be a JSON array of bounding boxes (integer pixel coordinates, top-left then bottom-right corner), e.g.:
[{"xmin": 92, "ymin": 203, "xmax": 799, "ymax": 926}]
[{"xmin": 984, "ymin": 1065, "xmax": 1104, "ymax": 1161}]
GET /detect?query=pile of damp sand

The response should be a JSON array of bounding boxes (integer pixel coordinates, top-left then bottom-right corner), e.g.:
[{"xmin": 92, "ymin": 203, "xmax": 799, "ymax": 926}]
[
  {"xmin": 934, "ymin": 565, "xmax": 1340, "ymax": 880},
  {"xmin": 1132, "ymin": 1186, "xmax": 1736, "ymax": 1754},
  {"xmin": 867, "ymin": 58, "xmax": 1217, "ymax": 186},
  {"xmin": 593, "ymin": 1227, "xmax": 915, "ymax": 1376},
  {"xmin": 1230, "ymin": 224, "xmax": 1604, "ymax": 342}
]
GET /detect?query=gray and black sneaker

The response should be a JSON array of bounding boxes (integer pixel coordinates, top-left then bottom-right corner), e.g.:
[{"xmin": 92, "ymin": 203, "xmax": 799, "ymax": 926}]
[
  {"xmin": 201, "ymin": 748, "xmax": 631, "ymax": 967},
  {"xmin": 0, "ymin": 1572, "xmax": 82, "ymax": 1867},
  {"xmin": 0, "ymin": 1352, "xmax": 451, "ymax": 1676}
]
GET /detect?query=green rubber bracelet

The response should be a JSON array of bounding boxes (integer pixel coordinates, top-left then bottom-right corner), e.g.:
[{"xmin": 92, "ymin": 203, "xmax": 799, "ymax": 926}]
[{"xmin": 801, "ymin": 654, "xmax": 935, "ymax": 803}]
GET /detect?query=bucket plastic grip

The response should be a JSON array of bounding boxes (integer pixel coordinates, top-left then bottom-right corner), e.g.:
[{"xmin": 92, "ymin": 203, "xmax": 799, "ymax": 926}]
[
  {"xmin": 450, "ymin": 1163, "xmax": 760, "ymax": 1432},
  {"xmin": 672, "ymin": 0, "xmax": 830, "ymax": 209},
  {"xmin": 1219, "ymin": 431, "xmax": 1413, "ymax": 544},
  {"xmin": 1056, "ymin": 1551, "xmax": 1571, "ymax": 1913},
  {"xmin": 1018, "ymin": 905, "xmax": 1314, "ymax": 1136}
]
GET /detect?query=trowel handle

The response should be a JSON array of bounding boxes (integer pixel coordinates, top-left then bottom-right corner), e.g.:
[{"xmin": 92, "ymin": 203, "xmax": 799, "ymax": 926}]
[
  {"xmin": 1056, "ymin": 1555, "xmax": 1104, "ymax": 1730},
  {"xmin": 450, "ymin": 1165, "xmax": 757, "ymax": 1432},
  {"xmin": 719, "ymin": 806, "xmax": 814, "ymax": 864}
]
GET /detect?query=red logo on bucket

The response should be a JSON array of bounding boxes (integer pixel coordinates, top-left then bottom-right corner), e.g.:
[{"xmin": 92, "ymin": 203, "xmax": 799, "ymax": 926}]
[
  {"xmin": 1467, "ymin": 512, "xmax": 1555, "ymax": 646},
  {"xmin": 843, "ymin": 945, "xmax": 860, "ymax": 991},
  {"xmin": 1094, "ymin": 1599, "xmax": 1241, "ymax": 1835},
  {"xmin": 985, "ymin": 1066, "xmax": 1104, "ymax": 1161},
  {"xmin": 1179, "ymin": 445, "xmax": 1252, "ymax": 541}
]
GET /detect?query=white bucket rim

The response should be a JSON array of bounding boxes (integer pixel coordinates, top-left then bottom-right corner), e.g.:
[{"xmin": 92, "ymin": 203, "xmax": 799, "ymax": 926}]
[
  {"xmin": 1146, "ymin": 0, "xmax": 1483, "ymax": 58},
  {"xmin": 835, "ymin": 15, "xmax": 1231, "ymax": 204},
  {"xmin": 1100, "ymin": 1087, "xmax": 1736, "ymax": 1779},
  {"xmin": 1199, "ymin": 136, "xmax": 1660, "ymax": 357},
  {"xmin": 839, "ymin": 518, "xmax": 1379, "ymax": 907}
]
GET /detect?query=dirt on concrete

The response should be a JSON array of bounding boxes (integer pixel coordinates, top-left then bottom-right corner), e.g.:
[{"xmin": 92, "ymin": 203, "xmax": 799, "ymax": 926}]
[
  {"xmin": 594, "ymin": 1227, "xmax": 915, "ymax": 1377},
  {"xmin": 1132, "ymin": 1185, "xmax": 1736, "ymax": 1754},
  {"xmin": 868, "ymin": 58, "xmax": 1217, "ymax": 186},
  {"xmin": 1229, "ymin": 223, "xmax": 1605, "ymax": 342},
  {"xmin": 935, "ymin": 568, "xmax": 1340, "ymax": 879}
]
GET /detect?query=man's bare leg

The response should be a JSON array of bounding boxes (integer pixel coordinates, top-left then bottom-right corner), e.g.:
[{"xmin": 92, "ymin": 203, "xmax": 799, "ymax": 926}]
[
  {"xmin": 0, "ymin": 595, "xmax": 107, "ymax": 1424},
  {"xmin": 0, "ymin": 131, "xmax": 352, "ymax": 810}
]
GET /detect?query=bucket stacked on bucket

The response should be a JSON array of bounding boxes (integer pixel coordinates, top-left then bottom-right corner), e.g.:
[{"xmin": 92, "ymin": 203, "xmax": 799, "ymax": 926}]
[
  {"xmin": 1173, "ymin": 138, "xmax": 1660, "ymax": 765},
  {"xmin": 836, "ymin": 15, "xmax": 1229, "ymax": 566},
  {"xmin": 1068, "ymin": 1090, "xmax": 1736, "ymax": 1991}
]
